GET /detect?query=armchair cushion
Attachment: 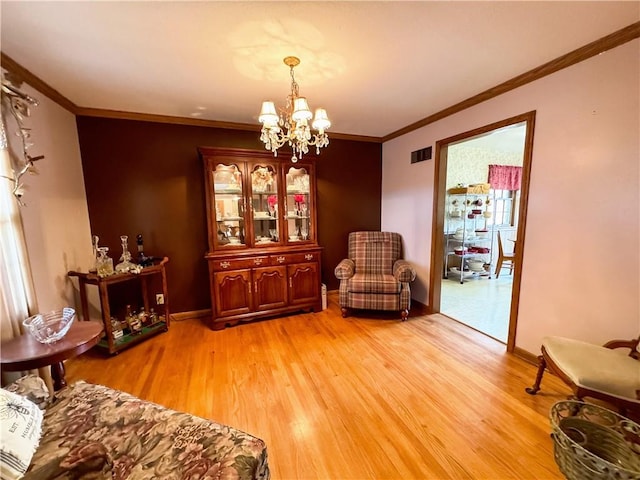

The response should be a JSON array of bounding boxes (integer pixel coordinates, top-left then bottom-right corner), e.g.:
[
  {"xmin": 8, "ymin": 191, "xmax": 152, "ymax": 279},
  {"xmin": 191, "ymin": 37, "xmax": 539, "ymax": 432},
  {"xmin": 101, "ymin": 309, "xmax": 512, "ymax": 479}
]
[
  {"xmin": 543, "ymin": 336, "xmax": 640, "ymax": 402},
  {"xmin": 350, "ymin": 231, "xmax": 401, "ymax": 275},
  {"xmin": 334, "ymin": 259, "xmax": 355, "ymax": 280},
  {"xmin": 393, "ymin": 260, "xmax": 417, "ymax": 283},
  {"xmin": 347, "ymin": 273, "xmax": 401, "ymax": 294}
]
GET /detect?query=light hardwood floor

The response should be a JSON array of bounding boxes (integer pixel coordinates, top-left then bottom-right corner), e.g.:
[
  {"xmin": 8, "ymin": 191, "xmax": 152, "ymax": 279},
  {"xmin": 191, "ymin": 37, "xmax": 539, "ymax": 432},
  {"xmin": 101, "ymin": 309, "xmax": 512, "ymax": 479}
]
[{"xmin": 66, "ymin": 293, "xmax": 570, "ymax": 479}]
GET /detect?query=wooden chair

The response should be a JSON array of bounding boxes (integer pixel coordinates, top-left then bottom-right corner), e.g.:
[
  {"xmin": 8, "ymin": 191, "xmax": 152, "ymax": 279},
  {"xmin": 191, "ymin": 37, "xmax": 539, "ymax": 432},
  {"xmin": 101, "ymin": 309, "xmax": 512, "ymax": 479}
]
[
  {"xmin": 495, "ymin": 231, "xmax": 516, "ymax": 278},
  {"xmin": 526, "ymin": 335, "xmax": 640, "ymax": 415}
]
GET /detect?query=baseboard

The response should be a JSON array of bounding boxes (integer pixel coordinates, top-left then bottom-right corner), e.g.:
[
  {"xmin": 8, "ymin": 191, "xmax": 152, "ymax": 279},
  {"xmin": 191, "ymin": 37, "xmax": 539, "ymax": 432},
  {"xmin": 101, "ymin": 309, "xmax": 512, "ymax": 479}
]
[
  {"xmin": 170, "ymin": 309, "xmax": 212, "ymax": 322},
  {"xmin": 513, "ymin": 346, "xmax": 540, "ymax": 365},
  {"xmin": 411, "ymin": 298, "xmax": 431, "ymax": 315}
]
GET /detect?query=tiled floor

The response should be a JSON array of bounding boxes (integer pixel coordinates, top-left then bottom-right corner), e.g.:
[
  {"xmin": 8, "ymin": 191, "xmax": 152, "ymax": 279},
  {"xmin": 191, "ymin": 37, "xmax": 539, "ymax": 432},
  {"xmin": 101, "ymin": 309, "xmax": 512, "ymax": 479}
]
[{"xmin": 440, "ymin": 271, "xmax": 514, "ymax": 342}]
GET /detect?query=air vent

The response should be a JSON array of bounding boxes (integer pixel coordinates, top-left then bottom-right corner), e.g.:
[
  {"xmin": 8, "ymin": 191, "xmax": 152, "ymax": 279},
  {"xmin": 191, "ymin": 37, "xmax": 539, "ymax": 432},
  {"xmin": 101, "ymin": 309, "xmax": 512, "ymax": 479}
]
[{"xmin": 411, "ymin": 146, "xmax": 432, "ymax": 164}]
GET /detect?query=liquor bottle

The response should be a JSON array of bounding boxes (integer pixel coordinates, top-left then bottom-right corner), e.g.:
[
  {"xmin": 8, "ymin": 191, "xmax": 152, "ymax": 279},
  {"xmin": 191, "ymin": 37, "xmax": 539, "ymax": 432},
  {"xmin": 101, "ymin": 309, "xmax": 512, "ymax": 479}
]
[
  {"xmin": 110, "ymin": 316, "xmax": 124, "ymax": 341},
  {"xmin": 124, "ymin": 305, "xmax": 133, "ymax": 335},
  {"xmin": 126, "ymin": 305, "xmax": 142, "ymax": 335},
  {"xmin": 136, "ymin": 234, "xmax": 153, "ymax": 267},
  {"xmin": 138, "ymin": 307, "xmax": 148, "ymax": 327}
]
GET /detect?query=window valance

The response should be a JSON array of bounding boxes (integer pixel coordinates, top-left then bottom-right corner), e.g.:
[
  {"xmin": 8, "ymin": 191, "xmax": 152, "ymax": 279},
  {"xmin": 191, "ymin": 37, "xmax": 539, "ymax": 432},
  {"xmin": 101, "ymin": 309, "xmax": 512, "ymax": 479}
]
[{"xmin": 488, "ymin": 164, "xmax": 522, "ymax": 190}]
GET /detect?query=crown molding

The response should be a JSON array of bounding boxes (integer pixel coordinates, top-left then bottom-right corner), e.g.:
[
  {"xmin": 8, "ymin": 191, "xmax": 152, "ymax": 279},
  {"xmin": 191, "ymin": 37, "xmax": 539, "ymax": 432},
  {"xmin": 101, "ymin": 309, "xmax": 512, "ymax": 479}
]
[
  {"xmin": 1, "ymin": 51, "xmax": 78, "ymax": 113},
  {"xmin": 1, "ymin": 52, "xmax": 381, "ymax": 143},
  {"xmin": 74, "ymin": 107, "xmax": 382, "ymax": 143},
  {"xmin": 383, "ymin": 21, "xmax": 640, "ymax": 142},
  {"xmin": 3, "ymin": 21, "xmax": 638, "ymax": 145}
]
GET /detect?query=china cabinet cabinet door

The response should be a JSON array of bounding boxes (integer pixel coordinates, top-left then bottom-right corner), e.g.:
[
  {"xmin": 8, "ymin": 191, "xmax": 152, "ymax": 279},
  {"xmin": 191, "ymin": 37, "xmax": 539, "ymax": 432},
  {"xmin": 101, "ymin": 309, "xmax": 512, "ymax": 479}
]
[
  {"xmin": 249, "ymin": 163, "xmax": 281, "ymax": 247},
  {"xmin": 213, "ymin": 270, "xmax": 252, "ymax": 317},
  {"xmin": 288, "ymin": 262, "xmax": 319, "ymax": 306},
  {"xmin": 253, "ymin": 266, "xmax": 288, "ymax": 311},
  {"xmin": 210, "ymin": 162, "xmax": 247, "ymax": 250},
  {"xmin": 284, "ymin": 165, "xmax": 314, "ymax": 244}
]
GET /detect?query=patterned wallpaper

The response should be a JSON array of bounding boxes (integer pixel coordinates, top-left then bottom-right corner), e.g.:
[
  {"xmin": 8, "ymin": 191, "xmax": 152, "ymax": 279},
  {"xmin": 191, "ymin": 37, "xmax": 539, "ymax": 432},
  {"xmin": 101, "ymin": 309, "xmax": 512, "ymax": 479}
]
[{"xmin": 446, "ymin": 145, "xmax": 523, "ymax": 189}]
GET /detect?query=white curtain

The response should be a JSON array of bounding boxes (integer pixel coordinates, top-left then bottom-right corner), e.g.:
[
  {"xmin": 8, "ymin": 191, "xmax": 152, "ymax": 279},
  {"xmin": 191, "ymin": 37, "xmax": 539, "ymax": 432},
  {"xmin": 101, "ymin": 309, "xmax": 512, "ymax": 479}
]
[{"xmin": 0, "ymin": 102, "xmax": 50, "ymax": 388}]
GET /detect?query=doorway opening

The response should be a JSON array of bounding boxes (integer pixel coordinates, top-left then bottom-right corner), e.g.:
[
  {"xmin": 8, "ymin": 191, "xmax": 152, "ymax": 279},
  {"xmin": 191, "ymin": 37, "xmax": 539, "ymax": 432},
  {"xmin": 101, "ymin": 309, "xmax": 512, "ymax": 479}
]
[{"xmin": 429, "ymin": 112, "xmax": 536, "ymax": 351}]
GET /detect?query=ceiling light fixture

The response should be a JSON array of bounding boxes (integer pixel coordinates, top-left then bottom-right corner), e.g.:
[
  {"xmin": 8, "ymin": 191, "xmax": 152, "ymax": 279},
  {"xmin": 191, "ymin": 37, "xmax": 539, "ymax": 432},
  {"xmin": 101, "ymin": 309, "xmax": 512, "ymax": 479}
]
[{"xmin": 258, "ymin": 56, "xmax": 330, "ymax": 163}]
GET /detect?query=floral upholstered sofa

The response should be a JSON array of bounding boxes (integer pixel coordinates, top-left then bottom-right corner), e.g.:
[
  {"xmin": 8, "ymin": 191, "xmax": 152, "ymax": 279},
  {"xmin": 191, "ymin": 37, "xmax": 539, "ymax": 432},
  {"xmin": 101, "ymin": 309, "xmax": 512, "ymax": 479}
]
[{"xmin": 1, "ymin": 376, "xmax": 269, "ymax": 480}]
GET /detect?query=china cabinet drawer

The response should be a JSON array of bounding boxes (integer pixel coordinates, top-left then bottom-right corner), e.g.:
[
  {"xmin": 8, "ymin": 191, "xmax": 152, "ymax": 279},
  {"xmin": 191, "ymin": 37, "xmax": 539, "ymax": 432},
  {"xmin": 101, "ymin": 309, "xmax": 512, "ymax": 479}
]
[
  {"xmin": 211, "ymin": 256, "xmax": 270, "ymax": 271},
  {"xmin": 270, "ymin": 252, "xmax": 319, "ymax": 265}
]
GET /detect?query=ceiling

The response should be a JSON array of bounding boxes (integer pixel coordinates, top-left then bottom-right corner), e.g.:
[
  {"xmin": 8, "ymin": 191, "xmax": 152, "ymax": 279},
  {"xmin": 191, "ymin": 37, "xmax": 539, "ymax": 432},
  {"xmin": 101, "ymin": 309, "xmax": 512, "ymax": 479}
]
[{"xmin": 1, "ymin": 2, "xmax": 638, "ymax": 139}]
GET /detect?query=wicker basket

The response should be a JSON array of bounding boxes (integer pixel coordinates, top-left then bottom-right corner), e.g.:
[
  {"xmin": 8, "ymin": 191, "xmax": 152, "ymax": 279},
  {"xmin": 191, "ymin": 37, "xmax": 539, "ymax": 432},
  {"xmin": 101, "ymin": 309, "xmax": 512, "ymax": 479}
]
[{"xmin": 550, "ymin": 401, "xmax": 640, "ymax": 480}]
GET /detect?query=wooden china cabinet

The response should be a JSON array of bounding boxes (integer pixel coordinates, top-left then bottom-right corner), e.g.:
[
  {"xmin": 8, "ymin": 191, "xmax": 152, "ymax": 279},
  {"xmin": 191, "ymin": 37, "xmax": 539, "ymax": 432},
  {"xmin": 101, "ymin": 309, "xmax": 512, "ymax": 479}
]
[{"xmin": 199, "ymin": 147, "xmax": 323, "ymax": 330}]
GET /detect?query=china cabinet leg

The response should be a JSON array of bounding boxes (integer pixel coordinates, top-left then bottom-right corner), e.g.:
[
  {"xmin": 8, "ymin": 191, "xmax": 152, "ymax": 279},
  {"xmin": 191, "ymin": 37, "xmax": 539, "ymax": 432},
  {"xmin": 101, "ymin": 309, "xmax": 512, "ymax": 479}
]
[
  {"xmin": 341, "ymin": 307, "xmax": 349, "ymax": 318},
  {"xmin": 401, "ymin": 309, "xmax": 409, "ymax": 321}
]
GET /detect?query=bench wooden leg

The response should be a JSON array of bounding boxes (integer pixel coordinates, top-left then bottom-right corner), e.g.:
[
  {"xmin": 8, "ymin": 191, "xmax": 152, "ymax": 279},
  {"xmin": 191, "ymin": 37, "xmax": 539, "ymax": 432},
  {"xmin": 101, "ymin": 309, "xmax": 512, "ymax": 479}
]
[{"xmin": 525, "ymin": 354, "xmax": 546, "ymax": 395}]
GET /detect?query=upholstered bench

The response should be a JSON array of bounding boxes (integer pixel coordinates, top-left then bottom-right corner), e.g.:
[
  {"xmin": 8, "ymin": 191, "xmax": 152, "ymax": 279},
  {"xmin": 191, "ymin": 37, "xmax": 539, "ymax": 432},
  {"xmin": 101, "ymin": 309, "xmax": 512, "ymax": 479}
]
[
  {"xmin": 526, "ymin": 335, "xmax": 640, "ymax": 414},
  {"xmin": 1, "ymin": 376, "xmax": 270, "ymax": 479}
]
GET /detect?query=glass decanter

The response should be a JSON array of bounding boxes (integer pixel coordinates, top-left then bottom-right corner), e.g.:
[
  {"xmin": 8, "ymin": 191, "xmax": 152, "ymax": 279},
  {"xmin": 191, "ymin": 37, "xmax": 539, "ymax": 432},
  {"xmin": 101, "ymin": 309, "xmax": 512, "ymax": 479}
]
[
  {"xmin": 96, "ymin": 247, "xmax": 114, "ymax": 277},
  {"xmin": 92, "ymin": 235, "xmax": 100, "ymax": 272},
  {"xmin": 115, "ymin": 235, "xmax": 136, "ymax": 273}
]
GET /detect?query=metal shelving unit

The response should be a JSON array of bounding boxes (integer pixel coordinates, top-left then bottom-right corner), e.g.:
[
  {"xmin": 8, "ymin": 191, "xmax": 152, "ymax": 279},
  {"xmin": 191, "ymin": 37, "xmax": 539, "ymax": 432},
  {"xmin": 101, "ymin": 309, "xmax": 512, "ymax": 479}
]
[{"xmin": 444, "ymin": 189, "xmax": 496, "ymax": 284}]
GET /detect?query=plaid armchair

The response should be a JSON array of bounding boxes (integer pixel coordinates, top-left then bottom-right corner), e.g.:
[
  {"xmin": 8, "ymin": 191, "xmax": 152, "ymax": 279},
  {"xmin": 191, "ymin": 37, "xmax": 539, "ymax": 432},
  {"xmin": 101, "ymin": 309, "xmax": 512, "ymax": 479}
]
[{"xmin": 334, "ymin": 231, "xmax": 416, "ymax": 320}]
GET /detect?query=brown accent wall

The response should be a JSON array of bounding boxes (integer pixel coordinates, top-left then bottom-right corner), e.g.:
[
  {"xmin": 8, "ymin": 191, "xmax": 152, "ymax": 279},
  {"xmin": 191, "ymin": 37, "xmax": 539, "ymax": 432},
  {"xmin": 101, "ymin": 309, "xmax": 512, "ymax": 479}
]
[{"xmin": 76, "ymin": 117, "xmax": 381, "ymax": 313}]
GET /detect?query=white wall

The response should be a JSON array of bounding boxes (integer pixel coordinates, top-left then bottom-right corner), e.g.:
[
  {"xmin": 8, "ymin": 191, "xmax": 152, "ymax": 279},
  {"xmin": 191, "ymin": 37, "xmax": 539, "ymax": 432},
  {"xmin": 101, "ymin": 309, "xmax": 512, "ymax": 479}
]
[
  {"xmin": 17, "ymin": 84, "xmax": 93, "ymax": 313},
  {"xmin": 382, "ymin": 39, "xmax": 639, "ymax": 355}
]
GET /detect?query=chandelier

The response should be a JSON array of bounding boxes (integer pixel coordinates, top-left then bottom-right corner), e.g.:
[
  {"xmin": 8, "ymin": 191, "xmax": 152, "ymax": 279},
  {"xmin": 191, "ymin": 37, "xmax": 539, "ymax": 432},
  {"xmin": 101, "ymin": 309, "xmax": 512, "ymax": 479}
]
[{"xmin": 258, "ymin": 56, "xmax": 330, "ymax": 163}]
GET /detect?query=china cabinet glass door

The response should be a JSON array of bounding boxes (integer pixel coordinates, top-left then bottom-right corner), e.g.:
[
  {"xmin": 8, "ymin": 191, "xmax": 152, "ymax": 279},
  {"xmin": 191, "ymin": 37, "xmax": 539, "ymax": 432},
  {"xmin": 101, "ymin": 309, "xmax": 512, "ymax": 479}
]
[
  {"xmin": 285, "ymin": 166, "xmax": 312, "ymax": 243},
  {"xmin": 212, "ymin": 163, "xmax": 245, "ymax": 248},
  {"xmin": 250, "ymin": 164, "xmax": 280, "ymax": 246}
]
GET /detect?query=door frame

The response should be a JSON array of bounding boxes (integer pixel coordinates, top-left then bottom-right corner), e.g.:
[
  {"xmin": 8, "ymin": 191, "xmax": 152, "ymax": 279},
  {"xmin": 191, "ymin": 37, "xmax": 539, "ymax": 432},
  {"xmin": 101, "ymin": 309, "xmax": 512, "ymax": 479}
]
[{"xmin": 428, "ymin": 111, "xmax": 536, "ymax": 352}]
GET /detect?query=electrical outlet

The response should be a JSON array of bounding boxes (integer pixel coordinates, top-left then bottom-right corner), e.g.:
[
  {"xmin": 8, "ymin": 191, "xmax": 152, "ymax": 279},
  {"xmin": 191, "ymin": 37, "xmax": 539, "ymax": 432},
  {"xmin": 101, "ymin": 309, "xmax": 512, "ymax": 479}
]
[{"xmin": 156, "ymin": 294, "xmax": 164, "ymax": 305}]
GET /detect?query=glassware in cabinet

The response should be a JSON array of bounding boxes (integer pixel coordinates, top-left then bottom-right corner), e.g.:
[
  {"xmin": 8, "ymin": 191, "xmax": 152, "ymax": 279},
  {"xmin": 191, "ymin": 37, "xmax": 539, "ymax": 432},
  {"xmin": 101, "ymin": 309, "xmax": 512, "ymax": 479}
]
[
  {"xmin": 212, "ymin": 163, "xmax": 246, "ymax": 248},
  {"xmin": 285, "ymin": 165, "xmax": 312, "ymax": 242},
  {"xmin": 250, "ymin": 163, "xmax": 280, "ymax": 245}
]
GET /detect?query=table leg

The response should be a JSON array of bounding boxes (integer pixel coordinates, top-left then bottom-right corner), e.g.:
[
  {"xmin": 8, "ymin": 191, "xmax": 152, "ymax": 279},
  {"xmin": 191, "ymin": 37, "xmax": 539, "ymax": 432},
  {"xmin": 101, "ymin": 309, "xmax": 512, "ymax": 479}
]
[
  {"xmin": 51, "ymin": 361, "xmax": 67, "ymax": 391},
  {"xmin": 79, "ymin": 278, "xmax": 90, "ymax": 322}
]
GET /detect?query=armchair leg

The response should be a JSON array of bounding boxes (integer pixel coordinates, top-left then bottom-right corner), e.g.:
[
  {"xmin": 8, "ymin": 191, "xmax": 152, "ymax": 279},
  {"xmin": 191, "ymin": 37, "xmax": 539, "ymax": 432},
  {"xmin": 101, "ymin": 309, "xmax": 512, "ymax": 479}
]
[
  {"xmin": 401, "ymin": 309, "xmax": 409, "ymax": 321},
  {"xmin": 525, "ymin": 354, "xmax": 547, "ymax": 395},
  {"xmin": 341, "ymin": 307, "xmax": 350, "ymax": 318}
]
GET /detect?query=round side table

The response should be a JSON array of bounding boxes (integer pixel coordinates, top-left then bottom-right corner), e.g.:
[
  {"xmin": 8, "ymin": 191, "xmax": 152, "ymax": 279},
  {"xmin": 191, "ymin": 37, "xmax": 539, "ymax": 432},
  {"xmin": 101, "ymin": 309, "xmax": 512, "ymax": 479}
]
[{"xmin": 1, "ymin": 321, "xmax": 103, "ymax": 390}]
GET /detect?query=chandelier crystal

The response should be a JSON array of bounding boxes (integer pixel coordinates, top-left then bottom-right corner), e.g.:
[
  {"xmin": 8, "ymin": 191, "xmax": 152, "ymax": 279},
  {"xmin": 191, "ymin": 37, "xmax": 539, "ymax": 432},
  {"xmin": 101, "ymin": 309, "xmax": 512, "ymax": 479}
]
[{"xmin": 259, "ymin": 56, "xmax": 330, "ymax": 163}]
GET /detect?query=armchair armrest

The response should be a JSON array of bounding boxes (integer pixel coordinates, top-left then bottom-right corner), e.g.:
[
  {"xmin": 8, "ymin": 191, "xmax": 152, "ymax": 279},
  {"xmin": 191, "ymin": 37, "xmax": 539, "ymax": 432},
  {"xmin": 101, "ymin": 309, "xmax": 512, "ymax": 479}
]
[
  {"xmin": 335, "ymin": 259, "xmax": 355, "ymax": 280},
  {"xmin": 393, "ymin": 260, "xmax": 416, "ymax": 283},
  {"xmin": 603, "ymin": 336, "xmax": 640, "ymax": 359}
]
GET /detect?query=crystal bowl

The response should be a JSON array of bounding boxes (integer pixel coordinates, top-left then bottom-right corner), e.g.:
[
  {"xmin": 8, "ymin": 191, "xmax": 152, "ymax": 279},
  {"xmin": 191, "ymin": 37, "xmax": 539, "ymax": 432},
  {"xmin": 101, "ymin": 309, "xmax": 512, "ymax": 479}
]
[{"xmin": 23, "ymin": 307, "xmax": 75, "ymax": 344}]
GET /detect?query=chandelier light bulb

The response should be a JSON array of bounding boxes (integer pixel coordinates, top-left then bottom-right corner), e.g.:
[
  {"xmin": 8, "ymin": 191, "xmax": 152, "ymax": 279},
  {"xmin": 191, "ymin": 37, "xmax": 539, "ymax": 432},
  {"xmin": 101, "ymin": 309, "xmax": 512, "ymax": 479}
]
[
  {"xmin": 257, "ymin": 56, "xmax": 330, "ymax": 162},
  {"xmin": 291, "ymin": 97, "xmax": 312, "ymax": 122},
  {"xmin": 259, "ymin": 101, "xmax": 279, "ymax": 126},
  {"xmin": 312, "ymin": 108, "xmax": 331, "ymax": 133}
]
